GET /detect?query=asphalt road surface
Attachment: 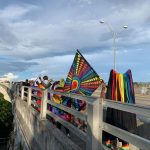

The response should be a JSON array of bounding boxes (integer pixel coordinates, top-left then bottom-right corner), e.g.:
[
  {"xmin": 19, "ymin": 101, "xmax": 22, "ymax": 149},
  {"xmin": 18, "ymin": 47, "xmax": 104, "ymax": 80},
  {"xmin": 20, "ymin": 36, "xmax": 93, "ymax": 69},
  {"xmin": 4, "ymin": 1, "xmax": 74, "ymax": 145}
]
[{"xmin": 135, "ymin": 94, "xmax": 150, "ymax": 106}]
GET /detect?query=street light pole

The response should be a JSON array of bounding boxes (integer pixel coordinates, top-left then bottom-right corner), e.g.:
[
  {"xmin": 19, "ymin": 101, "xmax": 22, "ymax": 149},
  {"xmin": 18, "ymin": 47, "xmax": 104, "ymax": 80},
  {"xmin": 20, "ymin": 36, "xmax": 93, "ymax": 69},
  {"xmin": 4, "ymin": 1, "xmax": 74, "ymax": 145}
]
[
  {"xmin": 99, "ymin": 20, "xmax": 127, "ymax": 70},
  {"xmin": 113, "ymin": 32, "xmax": 117, "ymax": 71}
]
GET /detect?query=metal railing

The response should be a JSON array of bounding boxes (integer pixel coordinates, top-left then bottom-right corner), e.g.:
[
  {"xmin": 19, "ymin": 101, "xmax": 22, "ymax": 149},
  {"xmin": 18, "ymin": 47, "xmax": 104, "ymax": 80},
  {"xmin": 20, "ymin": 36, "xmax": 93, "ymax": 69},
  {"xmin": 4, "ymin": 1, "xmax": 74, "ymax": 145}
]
[{"xmin": 15, "ymin": 85, "xmax": 150, "ymax": 150}]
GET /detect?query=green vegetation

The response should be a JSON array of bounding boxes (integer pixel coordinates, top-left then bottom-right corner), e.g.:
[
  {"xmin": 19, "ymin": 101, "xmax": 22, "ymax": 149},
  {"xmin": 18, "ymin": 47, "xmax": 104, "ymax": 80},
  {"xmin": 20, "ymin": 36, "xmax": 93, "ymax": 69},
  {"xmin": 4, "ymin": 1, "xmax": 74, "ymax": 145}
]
[
  {"xmin": 0, "ymin": 93, "xmax": 13, "ymax": 127},
  {"xmin": 0, "ymin": 93, "xmax": 13, "ymax": 138}
]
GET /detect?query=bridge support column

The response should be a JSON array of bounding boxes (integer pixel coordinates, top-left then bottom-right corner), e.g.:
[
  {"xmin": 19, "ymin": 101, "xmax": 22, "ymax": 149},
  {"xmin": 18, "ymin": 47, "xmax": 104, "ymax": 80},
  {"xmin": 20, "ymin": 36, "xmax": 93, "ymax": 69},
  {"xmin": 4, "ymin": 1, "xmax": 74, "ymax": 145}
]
[
  {"xmin": 16, "ymin": 85, "xmax": 20, "ymax": 96},
  {"xmin": 40, "ymin": 90, "xmax": 48, "ymax": 120},
  {"xmin": 99, "ymin": 98, "xmax": 103, "ymax": 150},
  {"xmin": 21, "ymin": 86, "xmax": 24, "ymax": 100},
  {"xmin": 86, "ymin": 98, "xmax": 100, "ymax": 150},
  {"xmin": 27, "ymin": 87, "xmax": 32, "ymax": 106}
]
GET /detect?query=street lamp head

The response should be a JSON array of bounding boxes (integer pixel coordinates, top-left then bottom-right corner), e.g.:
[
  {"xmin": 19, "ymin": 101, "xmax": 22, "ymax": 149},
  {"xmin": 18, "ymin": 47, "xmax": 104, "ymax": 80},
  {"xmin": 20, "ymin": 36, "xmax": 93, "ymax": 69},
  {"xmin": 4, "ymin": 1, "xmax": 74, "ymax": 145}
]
[
  {"xmin": 99, "ymin": 20, "xmax": 105, "ymax": 24},
  {"xmin": 123, "ymin": 25, "xmax": 128, "ymax": 29}
]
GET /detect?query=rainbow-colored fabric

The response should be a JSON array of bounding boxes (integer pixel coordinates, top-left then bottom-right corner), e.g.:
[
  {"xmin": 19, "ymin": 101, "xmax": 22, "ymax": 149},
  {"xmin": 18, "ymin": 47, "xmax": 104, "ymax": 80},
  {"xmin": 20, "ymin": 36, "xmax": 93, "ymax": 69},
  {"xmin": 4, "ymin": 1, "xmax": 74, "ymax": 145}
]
[{"xmin": 104, "ymin": 69, "xmax": 137, "ymax": 148}]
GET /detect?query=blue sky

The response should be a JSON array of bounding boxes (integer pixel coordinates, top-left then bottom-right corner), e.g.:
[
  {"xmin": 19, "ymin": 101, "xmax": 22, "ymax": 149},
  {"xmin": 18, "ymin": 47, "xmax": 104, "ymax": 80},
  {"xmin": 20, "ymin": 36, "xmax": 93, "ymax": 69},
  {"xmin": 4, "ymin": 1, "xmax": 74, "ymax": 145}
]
[{"xmin": 0, "ymin": 0, "xmax": 150, "ymax": 82}]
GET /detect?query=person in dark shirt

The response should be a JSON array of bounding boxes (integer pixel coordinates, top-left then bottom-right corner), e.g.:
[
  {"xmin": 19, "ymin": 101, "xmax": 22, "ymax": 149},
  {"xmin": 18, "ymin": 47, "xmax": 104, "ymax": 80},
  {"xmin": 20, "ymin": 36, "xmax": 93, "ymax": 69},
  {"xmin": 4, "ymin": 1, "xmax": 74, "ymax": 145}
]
[
  {"xmin": 23, "ymin": 79, "xmax": 30, "ymax": 98},
  {"xmin": 23, "ymin": 79, "xmax": 30, "ymax": 87}
]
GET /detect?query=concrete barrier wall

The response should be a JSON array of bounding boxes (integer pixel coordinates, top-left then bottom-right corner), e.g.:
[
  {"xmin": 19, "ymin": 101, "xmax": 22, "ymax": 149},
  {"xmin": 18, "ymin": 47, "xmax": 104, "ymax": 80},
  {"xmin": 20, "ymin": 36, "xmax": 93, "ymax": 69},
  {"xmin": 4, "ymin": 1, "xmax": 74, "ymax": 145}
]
[
  {"xmin": 15, "ymin": 97, "xmax": 81, "ymax": 150},
  {"xmin": 0, "ymin": 86, "xmax": 11, "ymax": 102}
]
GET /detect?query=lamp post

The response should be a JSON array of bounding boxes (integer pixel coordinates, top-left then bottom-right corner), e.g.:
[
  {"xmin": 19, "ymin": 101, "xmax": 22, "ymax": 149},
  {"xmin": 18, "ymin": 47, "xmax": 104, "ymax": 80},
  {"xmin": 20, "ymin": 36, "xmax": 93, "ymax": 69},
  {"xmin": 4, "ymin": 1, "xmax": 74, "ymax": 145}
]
[{"xmin": 99, "ymin": 20, "xmax": 128, "ymax": 70}]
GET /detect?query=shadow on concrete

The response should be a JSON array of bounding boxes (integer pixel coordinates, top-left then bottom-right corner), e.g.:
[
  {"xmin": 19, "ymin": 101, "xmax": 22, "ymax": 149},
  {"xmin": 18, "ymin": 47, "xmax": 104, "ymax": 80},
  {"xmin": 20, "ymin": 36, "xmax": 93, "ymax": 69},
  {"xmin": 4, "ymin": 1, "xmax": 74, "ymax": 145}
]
[
  {"xmin": 29, "ymin": 113, "xmax": 84, "ymax": 150},
  {"xmin": 137, "ymin": 121, "xmax": 150, "ymax": 140}
]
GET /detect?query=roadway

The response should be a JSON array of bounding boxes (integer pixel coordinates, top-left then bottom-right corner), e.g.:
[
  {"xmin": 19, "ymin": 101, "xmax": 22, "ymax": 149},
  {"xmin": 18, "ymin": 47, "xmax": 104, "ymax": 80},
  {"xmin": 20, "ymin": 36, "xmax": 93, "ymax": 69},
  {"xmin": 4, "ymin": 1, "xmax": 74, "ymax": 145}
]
[{"xmin": 135, "ymin": 94, "xmax": 150, "ymax": 106}]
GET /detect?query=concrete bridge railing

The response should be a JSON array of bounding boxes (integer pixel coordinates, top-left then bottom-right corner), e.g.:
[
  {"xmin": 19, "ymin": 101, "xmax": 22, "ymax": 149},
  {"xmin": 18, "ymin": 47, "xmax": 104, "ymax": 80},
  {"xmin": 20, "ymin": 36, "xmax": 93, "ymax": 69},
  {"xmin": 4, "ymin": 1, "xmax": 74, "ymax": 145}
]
[{"xmin": 13, "ymin": 84, "xmax": 150, "ymax": 150}]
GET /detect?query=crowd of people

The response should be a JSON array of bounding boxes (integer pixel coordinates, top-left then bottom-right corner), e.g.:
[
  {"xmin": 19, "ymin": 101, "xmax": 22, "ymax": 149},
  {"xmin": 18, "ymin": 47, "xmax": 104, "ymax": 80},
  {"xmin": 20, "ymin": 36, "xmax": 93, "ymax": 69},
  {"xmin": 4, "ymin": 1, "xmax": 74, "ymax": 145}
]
[{"xmin": 16, "ymin": 76, "xmax": 106, "ymax": 137}]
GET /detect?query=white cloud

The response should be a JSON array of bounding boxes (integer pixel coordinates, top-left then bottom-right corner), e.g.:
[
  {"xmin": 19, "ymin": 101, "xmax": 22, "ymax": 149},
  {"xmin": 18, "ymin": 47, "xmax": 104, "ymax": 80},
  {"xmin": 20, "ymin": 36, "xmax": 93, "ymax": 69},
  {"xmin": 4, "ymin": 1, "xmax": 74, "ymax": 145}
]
[
  {"xmin": 0, "ymin": 4, "xmax": 39, "ymax": 21},
  {"xmin": 73, "ymin": 0, "xmax": 93, "ymax": 5},
  {"xmin": 0, "ymin": 2, "xmax": 150, "ymax": 61},
  {"xmin": 1, "ymin": 73, "xmax": 18, "ymax": 81},
  {"xmin": 29, "ymin": 77, "xmax": 37, "ymax": 81},
  {"xmin": 1, "ymin": 19, "xmax": 111, "ymax": 60}
]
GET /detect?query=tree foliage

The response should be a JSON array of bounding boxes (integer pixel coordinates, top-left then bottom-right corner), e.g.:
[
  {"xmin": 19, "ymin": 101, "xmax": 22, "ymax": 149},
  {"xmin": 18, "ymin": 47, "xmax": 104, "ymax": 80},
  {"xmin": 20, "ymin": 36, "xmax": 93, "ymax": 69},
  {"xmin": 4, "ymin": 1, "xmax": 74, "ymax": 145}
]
[{"xmin": 0, "ymin": 92, "xmax": 13, "ymax": 127}]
